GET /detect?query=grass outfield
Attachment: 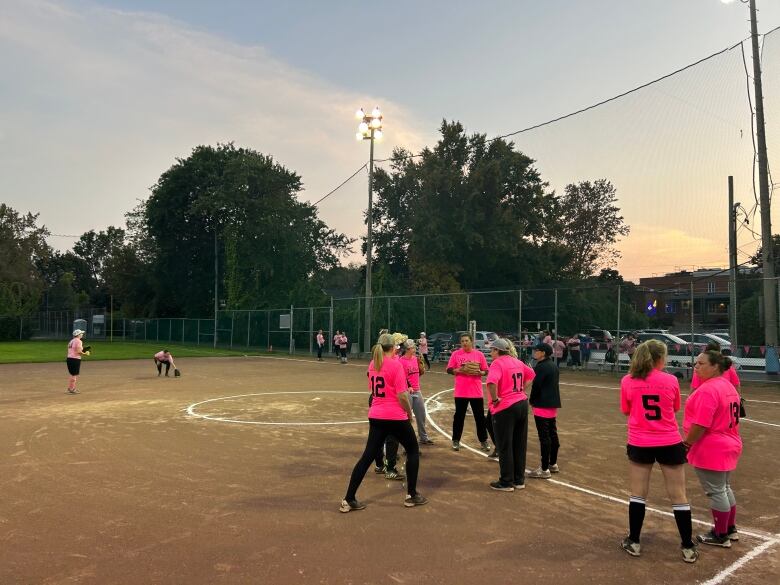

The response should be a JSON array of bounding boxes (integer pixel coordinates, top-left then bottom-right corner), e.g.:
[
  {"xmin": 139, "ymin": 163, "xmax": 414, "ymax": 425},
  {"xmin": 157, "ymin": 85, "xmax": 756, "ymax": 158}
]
[{"xmin": 0, "ymin": 340, "xmax": 265, "ymax": 364}]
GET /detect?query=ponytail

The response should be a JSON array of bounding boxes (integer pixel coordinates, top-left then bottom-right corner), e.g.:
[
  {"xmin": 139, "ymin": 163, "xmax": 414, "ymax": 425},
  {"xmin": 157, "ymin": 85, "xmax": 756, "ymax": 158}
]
[
  {"xmin": 629, "ymin": 340, "xmax": 667, "ymax": 379},
  {"xmin": 701, "ymin": 349, "xmax": 733, "ymax": 373},
  {"xmin": 373, "ymin": 333, "xmax": 396, "ymax": 371}
]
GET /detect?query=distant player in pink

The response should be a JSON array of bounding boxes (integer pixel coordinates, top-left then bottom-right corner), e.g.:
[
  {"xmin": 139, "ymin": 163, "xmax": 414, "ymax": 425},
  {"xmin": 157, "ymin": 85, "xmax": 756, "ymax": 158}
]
[
  {"xmin": 684, "ymin": 350, "xmax": 743, "ymax": 548},
  {"xmin": 400, "ymin": 339, "xmax": 433, "ymax": 444},
  {"xmin": 485, "ymin": 338, "xmax": 535, "ymax": 492},
  {"xmin": 447, "ymin": 333, "xmax": 490, "ymax": 452},
  {"xmin": 417, "ymin": 332, "xmax": 430, "ymax": 370},
  {"xmin": 66, "ymin": 329, "xmax": 90, "ymax": 394},
  {"xmin": 316, "ymin": 330, "xmax": 325, "ymax": 361},
  {"xmin": 341, "ymin": 333, "xmax": 428, "ymax": 512},
  {"xmin": 619, "ymin": 340, "xmax": 697, "ymax": 563},
  {"xmin": 154, "ymin": 350, "xmax": 176, "ymax": 376}
]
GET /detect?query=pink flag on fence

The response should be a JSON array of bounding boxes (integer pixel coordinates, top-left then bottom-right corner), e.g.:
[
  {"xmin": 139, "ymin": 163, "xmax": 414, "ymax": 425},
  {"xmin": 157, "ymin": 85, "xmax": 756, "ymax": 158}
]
[
  {"xmin": 760, "ymin": 346, "xmax": 766, "ymax": 356},
  {"xmin": 744, "ymin": 345, "xmax": 750, "ymax": 355}
]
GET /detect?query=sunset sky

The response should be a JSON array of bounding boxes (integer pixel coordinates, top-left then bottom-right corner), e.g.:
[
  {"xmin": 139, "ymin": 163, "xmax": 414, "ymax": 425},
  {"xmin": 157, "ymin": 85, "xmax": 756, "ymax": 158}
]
[{"xmin": 3, "ymin": 0, "xmax": 780, "ymax": 282}]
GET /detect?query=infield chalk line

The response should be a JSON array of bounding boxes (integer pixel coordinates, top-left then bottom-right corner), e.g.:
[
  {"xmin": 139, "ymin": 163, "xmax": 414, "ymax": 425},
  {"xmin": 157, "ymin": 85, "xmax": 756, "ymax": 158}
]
[
  {"xmin": 699, "ymin": 537, "xmax": 779, "ymax": 585},
  {"xmin": 186, "ymin": 390, "xmax": 369, "ymax": 426},
  {"xmin": 425, "ymin": 387, "xmax": 775, "ymax": 542}
]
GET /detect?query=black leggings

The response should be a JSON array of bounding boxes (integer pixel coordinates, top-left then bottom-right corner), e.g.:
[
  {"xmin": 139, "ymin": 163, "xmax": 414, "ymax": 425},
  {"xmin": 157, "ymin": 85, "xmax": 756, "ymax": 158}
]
[
  {"xmin": 452, "ymin": 397, "xmax": 488, "ymax": 443},
  {"xmin": 534, "ymin": 415, "xmax": 560, "ymax": 470},
  {"xmin": 346, "ymin": 418, "xmax": 420, "ymax": 501},
  {"xmin": 155, "ymin": 359, "xmax": 171, "ymax": 375}
]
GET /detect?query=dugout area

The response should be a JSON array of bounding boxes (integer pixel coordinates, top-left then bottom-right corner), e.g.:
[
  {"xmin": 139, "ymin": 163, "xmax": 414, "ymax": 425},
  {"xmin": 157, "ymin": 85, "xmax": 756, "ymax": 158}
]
[{"xmin": 0, "ymin": 356, "xmax": 778, "ymax": 584}]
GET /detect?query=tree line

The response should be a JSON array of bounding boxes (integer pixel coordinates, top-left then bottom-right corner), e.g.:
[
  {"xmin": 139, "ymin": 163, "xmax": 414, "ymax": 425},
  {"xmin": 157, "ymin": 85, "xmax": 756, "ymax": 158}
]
[{"xmin": 2, "ymin": 122, "xmax": 652, "ymax": 338}]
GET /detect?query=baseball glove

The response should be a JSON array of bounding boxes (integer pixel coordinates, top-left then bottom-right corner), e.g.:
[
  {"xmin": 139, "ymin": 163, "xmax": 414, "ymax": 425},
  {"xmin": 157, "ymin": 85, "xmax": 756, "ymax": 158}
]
[
  {"xmin": 461, "ymin": 361, "xmax": 481, "ymax": 375},
  {"xmin": 417, "ymin": 356, "xmax": 426, "ymax": 375},
  {"xmin": 82, "ymin": 345, "xmax": 92, "ymax": 352},
  {"xmin": 174, "ymin": 368, "xmax": 181, "ymax": 377}
]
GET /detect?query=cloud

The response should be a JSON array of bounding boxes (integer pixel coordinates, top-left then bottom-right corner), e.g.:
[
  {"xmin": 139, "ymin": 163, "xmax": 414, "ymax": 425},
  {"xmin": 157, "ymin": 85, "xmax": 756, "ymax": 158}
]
[{"xmin": 0, "ymin": 0, "xmax": 429, "ymax": 250}]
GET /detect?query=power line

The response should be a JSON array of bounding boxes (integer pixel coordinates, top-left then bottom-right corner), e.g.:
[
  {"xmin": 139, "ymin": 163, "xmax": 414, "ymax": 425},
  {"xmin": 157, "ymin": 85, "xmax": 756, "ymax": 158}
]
[{"xmin": 311, "ymin": 163, "xmax": 367, "ymax": 207}]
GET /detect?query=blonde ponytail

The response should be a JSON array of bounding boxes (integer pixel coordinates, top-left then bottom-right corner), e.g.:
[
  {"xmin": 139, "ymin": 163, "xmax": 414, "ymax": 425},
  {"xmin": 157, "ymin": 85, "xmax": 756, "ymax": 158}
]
[
  {"xmin": 628, "ymin": 340, "xmax": 667, "ymax": 379},
  {"xmin": 373, "ymin": 333, "xmax": 396, "ymax": 370}
]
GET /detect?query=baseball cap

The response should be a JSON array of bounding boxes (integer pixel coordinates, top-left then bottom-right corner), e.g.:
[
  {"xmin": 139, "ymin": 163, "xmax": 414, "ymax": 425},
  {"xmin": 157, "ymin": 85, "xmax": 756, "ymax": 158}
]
[
  {"xmin": 72, "ymin": 329, "xmax": 84, "ymax": 337},
  {"xmin": 491, "ymin": 338, "xmax": 512, "ymax": 351},
  {"xmin": 403, "ymin": 339, "xmax": 416, "ymax": 350},
  {"xmin": 533, "ymin": 342, "xmax": 553, "ymax": 356}
]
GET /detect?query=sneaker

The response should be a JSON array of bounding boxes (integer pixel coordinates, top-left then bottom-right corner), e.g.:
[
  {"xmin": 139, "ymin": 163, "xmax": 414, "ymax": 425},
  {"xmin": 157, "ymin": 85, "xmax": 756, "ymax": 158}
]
[
  {"xmin": 339, "ymin": 499, "xmax": 366, "ymax": 513},
  {"xmin": 404, "ymin": 494, "xmax": 429, "ymax": 508},
  {"xmin": 385, "ymin": 469, "xmax": 405, "ymax": 480},
  {"xmin": 697, "ymin": 531, "xmax": 731, "ymax": 548},
  {"xmin": 480, "ymin": 441, "xmax": 492, "ymax": 452},
  {"xmin": 67, "ymin": 388, "xmax": 79, "ymax": 394},
  {"xmin": 549, "ymin": 464, "xmax": 560, "ymax": 473},
  {"xmin": 452, "ymin": 440, "xmax": 460, "ymax": 451},
  {"xmin": 420, "ymin": 438, "xmax": 435, "ymax": 445},
  {"xmin": 681, "ymin": 545, "xmax": 699, "ymax": 564},
  {"xmin": 727, "ymin": 527, "xmax": 739, "ymax": 542},
  {"xmin": 488, "ymin": 450, "xmax": 499, "ymax": 461},
  {"xmin": 621, "ymin": 537, "xmax": 641, "ymax": 557},
  {"xmin": 489, "ymin": 481, "xmax": 515, "ymax": 492},
  {"xmin": 512, "ymin": 483, "xmax": 526, "ymax": 490},
  {"xmin": 374, "ymin": 465, "xmax": 385, "ymax": 474},
  {"xmin": 527, "ymin": 467, "xmax": 552, "ymax": 479}
]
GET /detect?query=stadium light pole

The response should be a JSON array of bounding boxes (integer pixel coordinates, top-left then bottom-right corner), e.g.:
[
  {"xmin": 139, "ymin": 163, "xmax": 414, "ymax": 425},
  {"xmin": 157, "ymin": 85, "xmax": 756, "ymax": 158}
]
[{"xmin": 355, "ymin": 106, "xmax": 383, "ymax": 354}]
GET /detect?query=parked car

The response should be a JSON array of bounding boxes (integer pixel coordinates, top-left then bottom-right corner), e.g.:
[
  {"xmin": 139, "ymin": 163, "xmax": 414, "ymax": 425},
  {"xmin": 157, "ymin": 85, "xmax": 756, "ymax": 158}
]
[
  {"xmin": 709, "ymin": 330, "xmax": 731, "ymax": 342},
  {"xmin": 450, "ymin": 330, "xmax": 498, "ymax": 353},
  {"xmin": 675, "ymin": 333, "xmax": 731, "ymax": 355},
  {"xmin": 634, "ymin": 332, "xmax": 695, "ymax": 354},
  {"xmin": 585, "ymin": 327, "xmax": 613, "ymax": 343},
  {"xmin": 638, "ymin": 328, "xmax": 671, "ymax": 334}
]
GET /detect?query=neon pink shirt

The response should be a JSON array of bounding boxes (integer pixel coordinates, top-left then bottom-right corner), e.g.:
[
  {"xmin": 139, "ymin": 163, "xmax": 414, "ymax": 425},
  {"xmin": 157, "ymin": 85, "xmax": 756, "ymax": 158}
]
[
  {"xmin": 620, "ymin": 369, "xmax": 682, "ymax": 447},
  {"xmin": 338, "ymin": 335, "xmax": 348, "ymax": 349},
  {"xmin": 67, "ymin": 338, "xmax": 83, "ymax": 359},
  {"xmin": 691, "ymin": 367, "xmax": 739, "ymax": 390},
  {"xmin": 154, "ymin": 351, "xmax": 172, "ymax": 362},
  {"xmin": 486, "ymin": 355, "xmax": 535, "ymax": 414},
  {"xmin": 532, "ymin": 407, "xmax": 558, "ymax": 418},
  {"xmin": 683, "ymin": 376, "xmax": 742, "ymax": 471},
  {"xmin": 553, "ymin": 340, "xmax": 565, "ymax": 358},
  {"xmin": 367, "ymin": 357, "xmax": 409, "ymax": 421},
  {"xmin": 316, "ymin": 334, "xmax": 324, "ymax": 347},
  {"xmin": 447, "ymin": 348, "xmax": 488, "ymax": 398},
  {"xmin": 418, "ymin": 338, "xmax": 428, "ymax": 355},
  {"xmin": 399, "ymin": 354, "xmax": 421, "ymax": 391}
]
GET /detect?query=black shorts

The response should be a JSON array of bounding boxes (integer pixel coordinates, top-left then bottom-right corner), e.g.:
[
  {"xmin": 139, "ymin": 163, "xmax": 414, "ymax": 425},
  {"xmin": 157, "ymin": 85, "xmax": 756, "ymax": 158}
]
[
  {"xmin": 66, "ymin": 357, "xmax": 81, "ymax": 376},
  {"xmin": 626, "ymin": 443, "xmax": 687, "ymax": 466}
]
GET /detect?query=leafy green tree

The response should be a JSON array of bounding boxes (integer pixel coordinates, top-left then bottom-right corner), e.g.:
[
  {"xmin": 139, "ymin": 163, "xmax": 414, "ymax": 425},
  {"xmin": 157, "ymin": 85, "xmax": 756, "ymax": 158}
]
[
  {"xmin": 371, "ymin": 121, "xmax": 563, "ymax": 294},
  {"xmin": 137, "ymin": 143, "xmax": 352, "ymax": 316},
  {"xmin": 0, "ymin": 204, "xmax": 50, "ymax": 316},
  {"xmin": 554, "ymin": 180, "xmax": 630, "ymax": 278}
]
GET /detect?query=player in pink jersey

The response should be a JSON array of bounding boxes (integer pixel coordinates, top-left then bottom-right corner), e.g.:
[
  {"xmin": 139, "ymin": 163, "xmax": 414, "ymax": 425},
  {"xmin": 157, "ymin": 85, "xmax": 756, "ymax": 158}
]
[
  {"xmin": 683, "ymin": 350, "xmax": 743, "ymax": 548},
  {"xmin": 153, "ymin": 349, "xmax": 176, "ymax": 376},
  {"xmin": 417, "ymin": 332, "xmax": 430, "ymax": 370},
  {"xmin": 400, "ymin": 339, "xmax": 434, "ymax": 444},
  {"xmin": 619, "ymin": 340, "xmax": 697, "ymax": 563},
  {"xmin": 485, "ymin": 338, "xmax": 535, "ymax": 491},
  {"xmin": 315, "ymin": 329, "xmax": 325, "ymax": 361},
  {"xmin": 690, "ymin": 342, "xmax": 740, "ymax": 394},
  {"xmin": 447, "ymin": 333, "xmax": 490, "ymax": 452},
  {"xmin": 66, "ymin": 329, "xmax": 90, "ymax": 394},
  {"xmin": 341, "ymin": 333, "xmax": 428, "ymax": 512}
]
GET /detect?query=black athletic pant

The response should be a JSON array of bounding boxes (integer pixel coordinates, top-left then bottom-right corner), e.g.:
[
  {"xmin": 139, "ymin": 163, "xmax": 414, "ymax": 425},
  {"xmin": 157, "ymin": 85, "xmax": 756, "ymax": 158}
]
[
  {"xmin": 317, "ymin": 344, "xmax": 323, "ymax": 359},
  {"xmin": 493, "ymin": 400, "xmax": 529, "ymax": 485},
  {"xmin": 485, "ymin": 410, "xmax": 496, "ymax": 446},
  {"xmin": 345, "ymin": 418, "xmax": 420, "ymax": 501},
  {"xmin": 534, "ymin": 415, "xmax": 560, "ymax": 470},
  {"xmin": 155, "ymin": 359, "xmax": 171, "ymax": 375},
  {"xmin": 452, "ymin": 397, "xmax": 488, "ymax": 443},
  {"xmin": 368, "ymin": 394, "xmax": 400, "ymax": 468}
]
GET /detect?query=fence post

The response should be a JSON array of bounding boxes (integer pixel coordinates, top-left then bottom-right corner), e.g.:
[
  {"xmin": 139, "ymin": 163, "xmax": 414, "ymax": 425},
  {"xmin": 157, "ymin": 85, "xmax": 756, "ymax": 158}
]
[
  {"xmin": 387, "ymin": 297, "xmax": 391, "ymax": 331},
  {"xmin": 197, "ymin": 319, "xmax": 200, "ymax": 345},
  {"xmin": 169, "ymin": 320, "xmax": 172, "ymax": 343},
  {"xmin": 423, "ymin": 295, "xmax": 427, "ymax": 335},
  {"xmin": 289, "ymin": 305, "xmax": 294, "ymax": 354},
  {"xmin": 247, "ymin": 312, "xmax": 251, "ymax": 349},
  {"xmin": 144, "ymin": 320, "xmax": 147, "ymax": 342},
  {"xmin": 466, "ymin": 293, "xmax": 470, "ymax": 329},
  {"xmin": 19, "ymin": 317, "xmax": 23, "ymax": 340},
  {"xmin": 616, "ymin": 285, "xmax": 622, "ymax": 348},
  {"xmin": 690, "ymin": 280, "xmax": 695, "ymax": 362},
  {"xmin": 518, "ymin": 289, "xmax": 523, "ymax": 337},
  {"xmin": 309, "ymin": 307, "xmax": 314, "ymax": 355},
  {"xmin": 554, "ymin": 289, "xmax": 558, "ymax": 341},
  {"xmin": 267, "ymin": 310, "xmax": 270, "ymax": 351},
  {"xmin": 329, "ymin": 297, "xmax": 334, "ymax": 356},
  {"xmin": 357, "ymin": 296, "xmax": 361, "ymax": 352}
]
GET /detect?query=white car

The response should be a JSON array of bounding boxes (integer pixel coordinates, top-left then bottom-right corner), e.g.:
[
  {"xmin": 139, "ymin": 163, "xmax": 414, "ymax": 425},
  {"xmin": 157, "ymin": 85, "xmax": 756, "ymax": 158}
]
[{"xmin": 676, "ymin": 333, "xmax": 731, "ymax": 353}]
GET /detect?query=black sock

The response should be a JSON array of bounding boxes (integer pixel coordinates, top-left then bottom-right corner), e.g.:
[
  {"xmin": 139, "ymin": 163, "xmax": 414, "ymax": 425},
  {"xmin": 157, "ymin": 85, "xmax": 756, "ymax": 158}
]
[
  {"xmin": 628, "ymin": 497, "xmax": 646, "ymax": 542},
  {"xmin": 673, "ymin": 504, "xmax": 694, "ymax": 547}
]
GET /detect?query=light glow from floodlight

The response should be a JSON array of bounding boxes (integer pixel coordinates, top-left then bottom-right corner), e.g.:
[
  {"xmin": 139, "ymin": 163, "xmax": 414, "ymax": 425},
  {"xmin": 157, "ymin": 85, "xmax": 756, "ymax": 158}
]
[
  {"xmin": 358, "ymin": 122, "xmax": 369, "ymax": 133},
  {"xmin": 374, "ymin": 129, "xmax": 383, "ymax": 140},
  {"xmin": 356, "ymin": 108, "xmax": 365, "ymax": 119},
  {"xmin": 371, "ymin": 107, "xmax": 381, "ymax": 118}
]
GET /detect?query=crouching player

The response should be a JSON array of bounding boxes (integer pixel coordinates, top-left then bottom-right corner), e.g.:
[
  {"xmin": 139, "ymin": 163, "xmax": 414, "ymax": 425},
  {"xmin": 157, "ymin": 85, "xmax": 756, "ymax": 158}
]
[{"xmin": 154, "ymin": 349, "xmax": 177, "ymax": 377}]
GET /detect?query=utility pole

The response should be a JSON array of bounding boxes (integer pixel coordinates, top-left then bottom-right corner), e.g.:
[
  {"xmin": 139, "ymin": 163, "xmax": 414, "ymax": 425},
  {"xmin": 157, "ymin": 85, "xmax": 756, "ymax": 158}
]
[
  {"xmin": 214, "ymin": 229, "xmax": 218, "ymax": 348},
  {"xmin": 749, "ymin": 0, "xmax": 779, "ymax": 372},
  {"xmin": 728, "ymin": 177, "xmax": 739, "ymax": 355}
]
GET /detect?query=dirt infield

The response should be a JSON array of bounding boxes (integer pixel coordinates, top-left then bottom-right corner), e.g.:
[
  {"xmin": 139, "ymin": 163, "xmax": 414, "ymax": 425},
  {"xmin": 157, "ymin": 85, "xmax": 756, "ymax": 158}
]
[{"xmin": 1, "ymin": 355, "xmax": 778, "ymax": 585}]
